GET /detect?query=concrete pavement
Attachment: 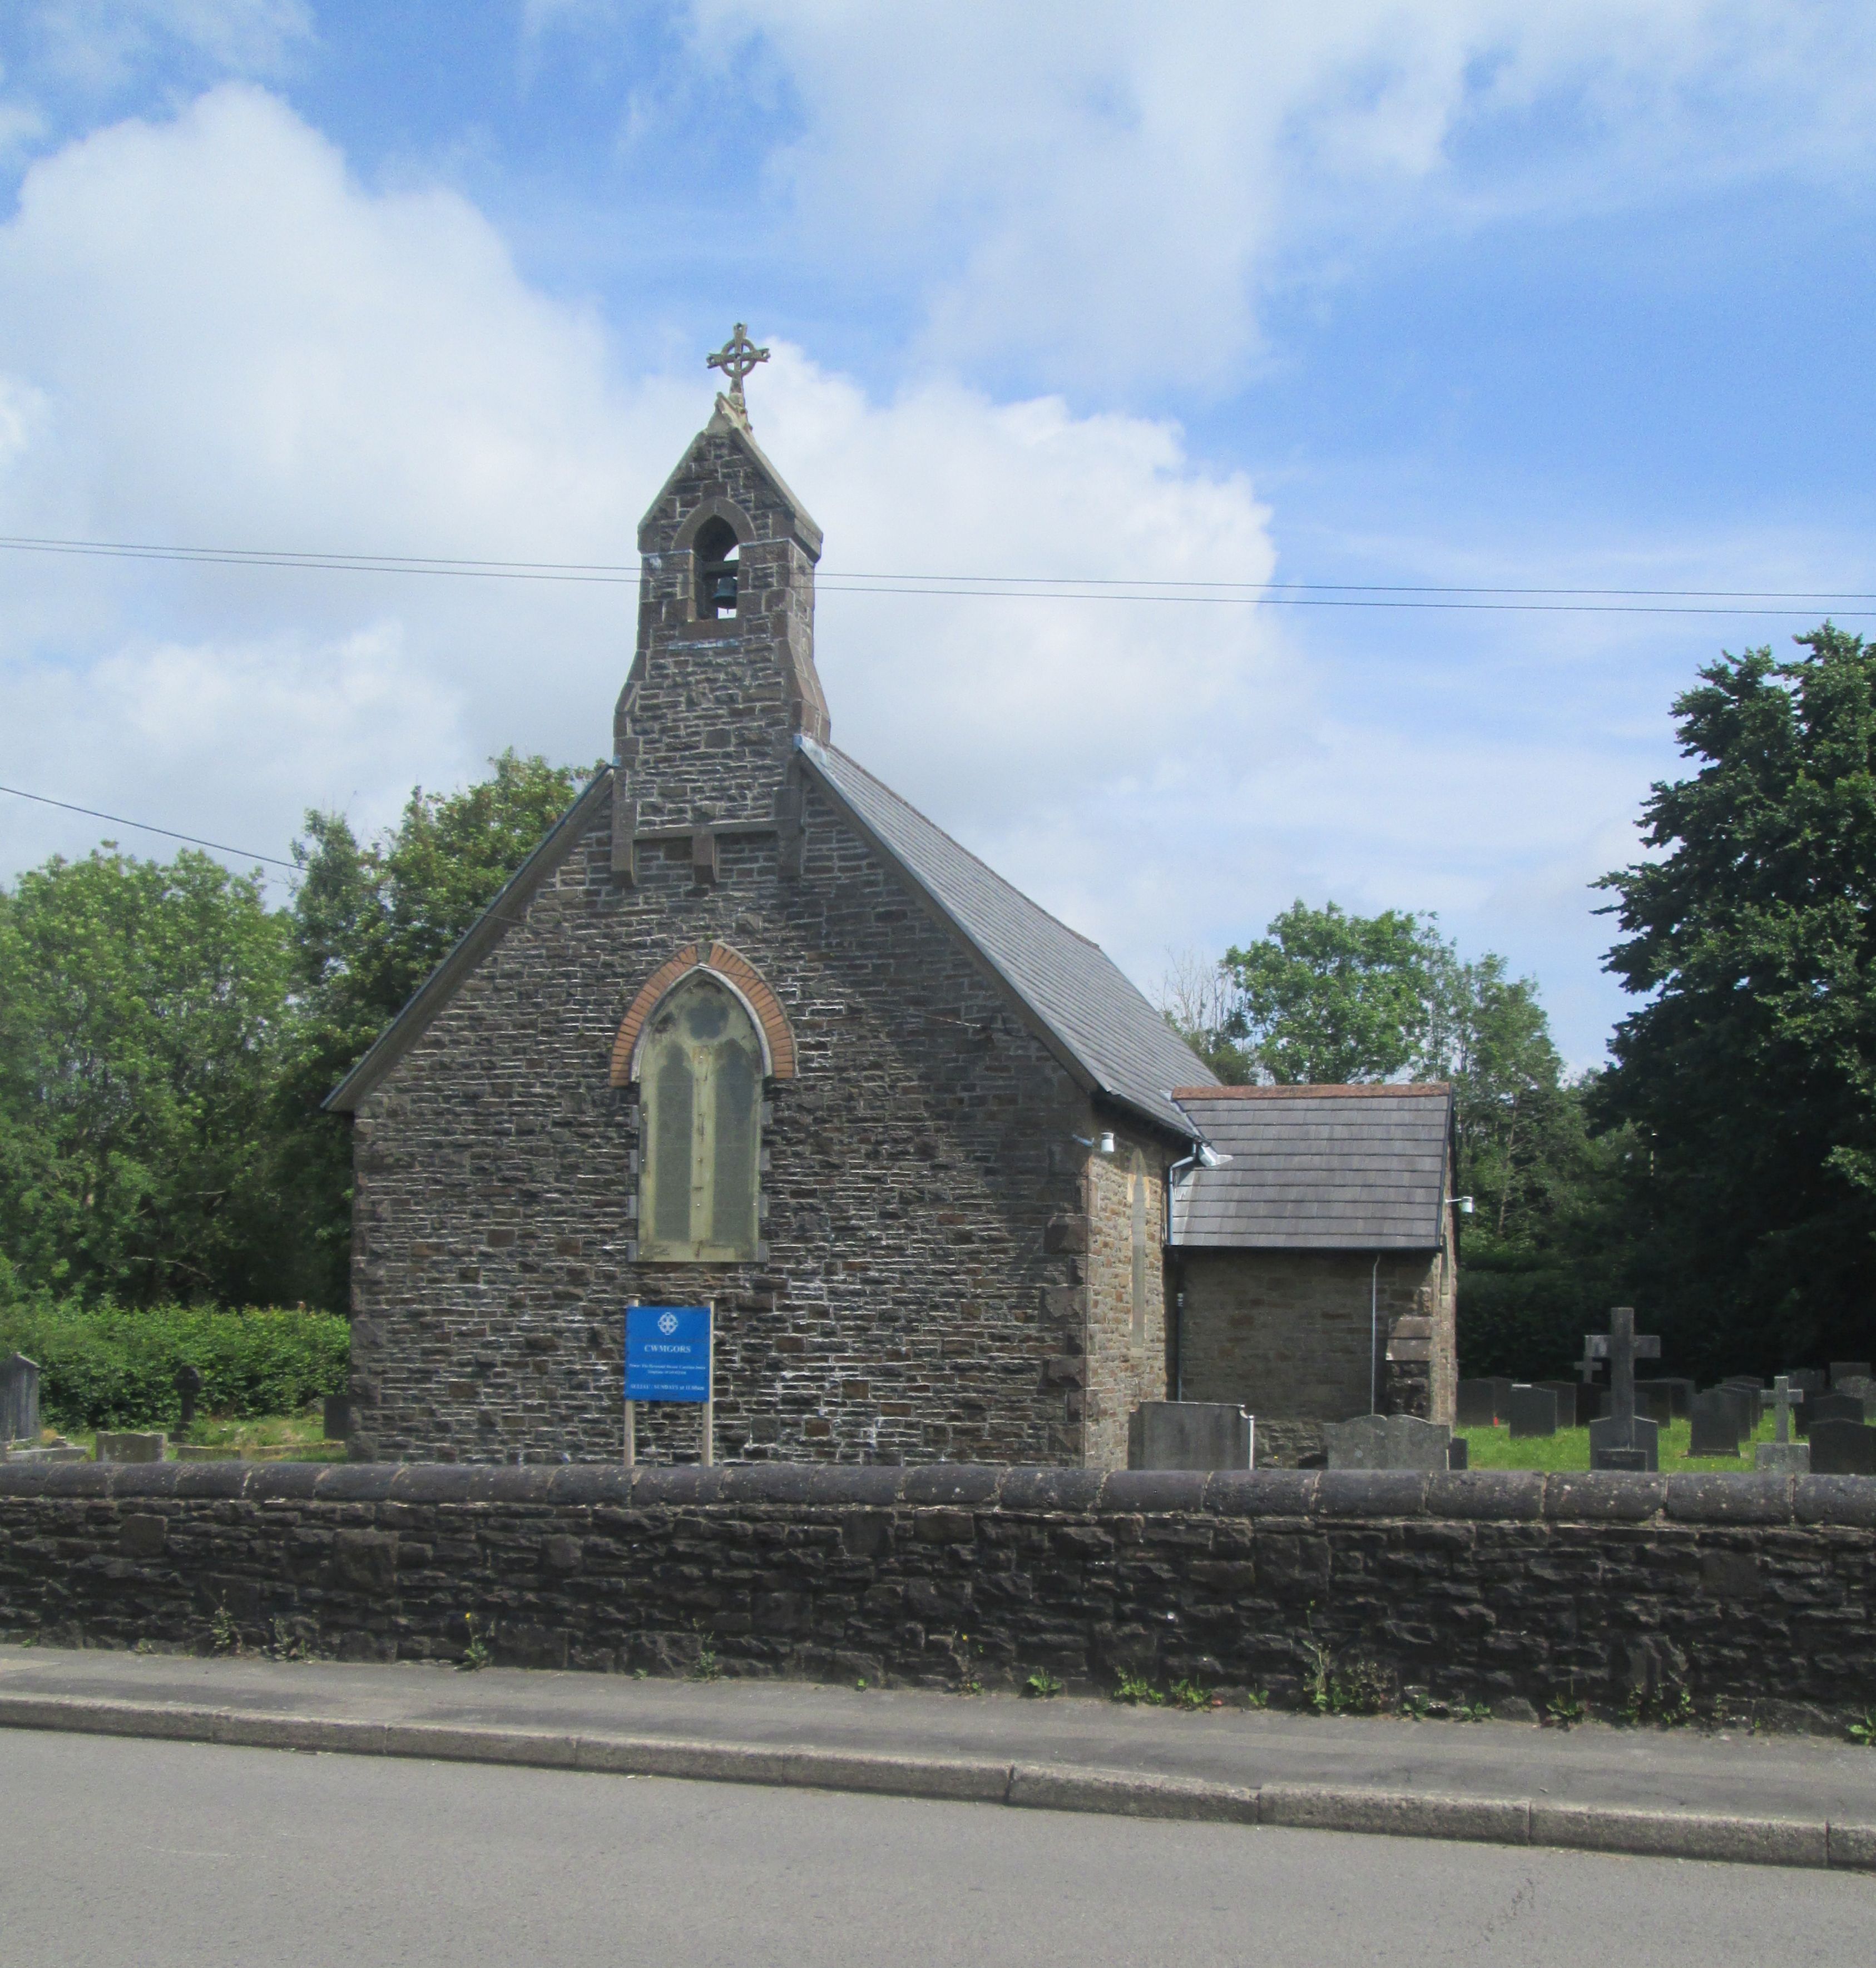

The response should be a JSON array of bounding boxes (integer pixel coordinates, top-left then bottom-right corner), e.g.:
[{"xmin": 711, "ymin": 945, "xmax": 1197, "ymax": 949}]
[
  {"xmin": 3, "ymin": 1643, "xmax": 1876, "ymax": 1869},
  {"xmin": 7, "ymin": 1729, "xmax": 1876, "ymax": 1968}
]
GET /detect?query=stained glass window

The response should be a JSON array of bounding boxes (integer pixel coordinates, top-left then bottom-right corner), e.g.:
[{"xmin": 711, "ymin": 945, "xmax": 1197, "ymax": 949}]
[{"xmin": 638, "ymin": 974, "xmax": 763, "ymax": 1262}]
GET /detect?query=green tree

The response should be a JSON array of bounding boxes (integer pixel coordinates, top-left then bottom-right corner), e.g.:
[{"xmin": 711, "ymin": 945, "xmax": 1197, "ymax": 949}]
[
  {"xmin": 276, "ymin": 750, "xmax": 590, "ymax": 1308},
  {"xmin": 1221, "ymin": 901, "xmax": 1448, "ymax": 1083},
  {"xmin": 0, "ymin": 848, "xmax": 293, "ymax": 1306},
  {"xmin": 1597, "ymin": 625, "xmax": 1876, "ymax": 1375}
]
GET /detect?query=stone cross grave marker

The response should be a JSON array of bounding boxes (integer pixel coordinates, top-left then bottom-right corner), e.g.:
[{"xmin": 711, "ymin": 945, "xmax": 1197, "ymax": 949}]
[
  {"xmin": 174, "ymin": 1364, "xmax": 203, "ymax": 1435},
  {"xmin": 1686, "ymin": 1389, "xmax": 1741, "ymax": 1458},
  {"xmin": 1756, "ymin": 1375, "xmax": 1809, "ymax": 1474},
  {"xmin": 1, "ymin": 1351, "xmax": 39, "ymax": 1447},
  {"xmin": 1322, "ymin": 1412, "xmax": 1452, "ymax": 1471},
  {"xmin": 1585, "ymin": 1307, "xmax": 1661, "ymax": 1472},
  {"xmin": 1508, "ymin": 1385, "xmax": 1558, "ymax": 1439}
]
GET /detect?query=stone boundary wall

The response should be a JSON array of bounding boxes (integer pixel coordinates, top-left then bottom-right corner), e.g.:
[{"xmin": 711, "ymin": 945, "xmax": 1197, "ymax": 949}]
[{"xmin": 3, "ymin": 1463, "xmax": 1873, "ymax": 1729}]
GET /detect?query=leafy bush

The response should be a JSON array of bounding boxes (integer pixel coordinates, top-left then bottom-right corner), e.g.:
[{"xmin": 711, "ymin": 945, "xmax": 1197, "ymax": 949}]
[{"xmin": 0, "ymin": 1295, "xmax": 348, "ymax": 1430}]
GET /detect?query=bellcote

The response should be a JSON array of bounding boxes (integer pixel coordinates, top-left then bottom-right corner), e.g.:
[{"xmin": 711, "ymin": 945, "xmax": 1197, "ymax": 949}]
[{"xmin": 613, "ymin": 386, "xmax": 830, "ymax": 856}]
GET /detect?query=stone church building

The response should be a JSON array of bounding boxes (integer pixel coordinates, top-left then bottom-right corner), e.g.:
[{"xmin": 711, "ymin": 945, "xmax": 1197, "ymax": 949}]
[{"xmin": 329, "ymin": 365, "xmax": 1457, "ymax": 1468}]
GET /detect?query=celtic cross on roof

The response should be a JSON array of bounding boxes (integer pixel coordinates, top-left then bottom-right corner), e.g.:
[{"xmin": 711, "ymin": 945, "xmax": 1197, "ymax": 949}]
[{"xmin": 706, "ymin": 323, "xmax": 770, "ymax": 414}]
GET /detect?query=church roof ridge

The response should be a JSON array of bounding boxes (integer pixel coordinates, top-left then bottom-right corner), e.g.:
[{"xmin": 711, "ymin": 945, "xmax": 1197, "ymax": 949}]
[
  {"xmin": 1174, "ymin": 1082, "xmax": 1453, "ymax": 1101},
  {"xmin": 797, "ymin": 736, "xmax": 1215, "ymax": 1139}
]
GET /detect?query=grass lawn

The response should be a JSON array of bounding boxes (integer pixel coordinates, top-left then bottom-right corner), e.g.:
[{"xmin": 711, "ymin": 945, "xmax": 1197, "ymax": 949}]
[
  {"xmin": 41, "ymin": 1403, "xmax": 343, "ymax": 1462},
  {"xmin": 1459, "ymin": 1411, "xmax": 1780, "ymax": 1473}
]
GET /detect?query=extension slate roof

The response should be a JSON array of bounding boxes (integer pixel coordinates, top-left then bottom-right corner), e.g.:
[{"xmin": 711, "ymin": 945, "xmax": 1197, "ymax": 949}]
[
  {"xmin": 798, "ymin": 738, "xmax": 1215, "ymax": 1138},
  {"xmin": 1168, "ymin": 1083, "xmax": 1453, "ymax": 1250}
]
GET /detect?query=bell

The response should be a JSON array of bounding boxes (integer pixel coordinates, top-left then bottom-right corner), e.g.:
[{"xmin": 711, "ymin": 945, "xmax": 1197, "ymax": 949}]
[{"xmin": 710, "ymin": 570, "xmax": 737, "ymax": 613}]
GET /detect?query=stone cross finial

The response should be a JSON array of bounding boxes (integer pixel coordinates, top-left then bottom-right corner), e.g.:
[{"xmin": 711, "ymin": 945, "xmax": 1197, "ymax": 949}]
[
  {"xmin": 706, "ymin": 323, "xmax": 770, "ymax": 416},
  {"xmin": 1583, "ymin": 1306, "xmax": 1660, "ymax": 1447}
]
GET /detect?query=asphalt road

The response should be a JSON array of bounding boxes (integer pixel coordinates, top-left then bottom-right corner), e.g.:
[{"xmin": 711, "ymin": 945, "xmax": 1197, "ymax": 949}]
[{"xmin": 4, "ymin": 1732, "xmax": 1872, "ymax": 1967}]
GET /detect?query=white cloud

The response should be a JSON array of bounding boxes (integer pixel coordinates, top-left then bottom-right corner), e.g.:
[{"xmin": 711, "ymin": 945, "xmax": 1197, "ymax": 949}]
[
  {"xmin": 0, "ymin": 82, "xmax": 1674, "ymax": 1068},
  {"xmin": 632, "ymin": 0, "xmax": 1876, "ymax": 389},
  {"xmin": 25, "ymin": 2, "xmax": 313, "ymax": 92}
]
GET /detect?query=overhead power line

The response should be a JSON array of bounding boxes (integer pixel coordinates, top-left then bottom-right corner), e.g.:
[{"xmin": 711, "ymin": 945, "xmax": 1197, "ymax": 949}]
[
  {"xmin": 0, "ymin": 532, "xmax": 1873, "ymax": 618},
  {"xmin": 0, "ymin": 783, "xmax": 299, "ymax": 870}
]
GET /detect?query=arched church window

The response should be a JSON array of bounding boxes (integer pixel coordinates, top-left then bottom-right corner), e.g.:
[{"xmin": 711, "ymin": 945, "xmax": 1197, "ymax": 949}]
[
  {"xmin": 1130, "ymin": 1149, "xmax": 1149, "ymax": 1341},
  {"xmin": 694, "ymin": 516, "xmax": 740, "ymax": 619},
  {"xmin": 638, "ymin": 973, "xmax": 762, "ymax": 1262}
]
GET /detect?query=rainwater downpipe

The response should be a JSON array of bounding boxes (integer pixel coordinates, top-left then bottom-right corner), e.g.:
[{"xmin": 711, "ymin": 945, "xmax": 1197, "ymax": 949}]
[
  {"xmin": 1369, "ymin": 1253, "xmax": 1382, "ymax": 1415},
  {"xmin": 1166, "ymin": 1147, "xmax": 1203, "ymax": 1404}
]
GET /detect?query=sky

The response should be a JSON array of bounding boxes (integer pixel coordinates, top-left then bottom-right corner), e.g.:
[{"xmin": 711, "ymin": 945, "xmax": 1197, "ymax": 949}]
[{"xmin": 2, "ymin": 2, "xmax": 1874, "ymax": 1068}]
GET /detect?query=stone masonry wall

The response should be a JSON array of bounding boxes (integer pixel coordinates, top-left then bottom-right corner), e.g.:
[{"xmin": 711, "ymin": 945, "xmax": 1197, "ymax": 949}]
[
  {"xmin": 1176, "ymin": 1249, "xmax": 1444, "ymax": 1449},
  {"xmin": 4, "ymin": 1461, "xmax": 1874, "ymax": 1731},
  {"xmin": 350, "ymin": 785, "xmax": 1112, "ymax": 1468},
  {"xmin": 1083, "ymin": 1131, "xmax": 1170, "ymax": 1471}
]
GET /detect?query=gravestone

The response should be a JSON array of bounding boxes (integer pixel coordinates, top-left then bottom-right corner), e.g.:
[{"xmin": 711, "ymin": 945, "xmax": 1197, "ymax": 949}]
[
  {"xmin": 1830, "ymin": 1361, "xmax": 1872, "ymax": 1387},
  {"xmin": 1836, "ymin": 1376, "xmax": 1874, "ymax": 1419},
  {"xmin": 1585, "ymin": 1306, "xmax": 1662, "ymax": 1473},
  {"xmin": 1720, "ymin": 1377, "xmax": 1765, "ymax": 1429},
  {"xmin": 1537, "ymin": 1379, "xmax": 1590, "ymax": 1426},
  {"xmin": 1456, "ymin": 1379, "xmax": 1499, "ymax": 1427},
  {"xmin": 1755, "ymin": 1376, "xmax": 1809, "ymax": 1474},
  {"xmin": 1508, "ymin": 1385, "xmax": 1558, "ymax": 1438},
  {"xmin": 1, "ymin": 1352, "xmax": 39, "ymax": 1445},
  {"xmin": 94, "ymin": 1431, "xmax": 166, "ymax": 1464},
  {"xmin": 1639, "ymin": 1377, "xmax": 1694, "ymax": 1420},
  {"xmin": 1809, "ymin": 1419, "xmax": 1876, "ymax": 1476},
  {"xmin": 1489, "ymin": 1377, "xmax": 1513, "ymax": 1421},
  {"xmin": 1635, "ymin": 1384, "xmax": 1675, "ymax": 1426},
  {"xmin": 173, "ymin": 1364, "xmax": 203, "ymax": 1435},
  {"xmin": 1446, "ymin": 1436, "xmax": 1469, "ymax": 1470},
  {"xmin": 1686, "ymin": 1389, "xmax": 1742, "ymax": 1458},
  {"xmin": 1706, "ymin": 1384, "xmax": 1758, "ymax": 1440},
  {"xmin": 1799, "ymin": 1391, "xmax": 1863, "ymax": 1437},
  {"xmin": 324, "ymin": 1394, "xmax": 353, "ymax": 1442},
  {"xmin": 1323, "ymin": 1412, "xmax": 1452, "ymax": 1471},
  {"xmin": 1781, "ymin": 1369, "xmax": 1826, "ymax": 1396},
  {"xmin": 1128, "ymin": 1401, "xmax": 1253, "ymax": 1471}
]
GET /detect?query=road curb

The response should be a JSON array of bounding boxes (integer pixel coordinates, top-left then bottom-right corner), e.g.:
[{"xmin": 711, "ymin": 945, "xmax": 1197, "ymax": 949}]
[{"xmin": 2, "ymin": 1691, "xmax": 1869, "ymax": 1871}]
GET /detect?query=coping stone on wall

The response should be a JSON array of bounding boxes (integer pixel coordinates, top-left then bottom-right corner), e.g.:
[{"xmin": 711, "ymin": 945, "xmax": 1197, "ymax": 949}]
[
  {"xmin": 1664, "ymin": 1473, "xmax": 1794, "ymax": 1525},
  {"xmin": 1425, "ymin": 1471, "xmax": 1546, "ymax": 1521},
  {"xmin": 1100, "ymin": 1471, "xmax": 1211, "ymax": 1514},
  {"xmin": 6, "ymin": 1459, "xmax": 1876, "ymax": 1525},
  {"xmin": 994, "ymin": 1468, "xmax": 1108, "ymax": 1514},
  {"xmin": 1315, "ymin": 1471, "xmax": 1429, "ymax": 1519},
  {"xmin": 1542, "ymin": 1473, "xmax": 1667, "ymax": 1521},
  {"xmin": 1794, "ymin": 1475, "xmax": 1876, "ymax": 1528},
  {"xmin": 903, "ymin": 1466, "xmax": 1000, "ymax": 1506},
  {"xmin": 1203, "ymin": 1470, "xmax": 1319, "ymax": 1518},
  {"xmin": 171, "ymin": 1463, "xmax": 253, "ymax": 1502}
]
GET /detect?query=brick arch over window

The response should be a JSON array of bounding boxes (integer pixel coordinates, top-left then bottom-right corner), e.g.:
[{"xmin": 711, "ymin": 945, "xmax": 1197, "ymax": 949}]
[{"xmin": 610, "ymin": 941, "xmax": 796, "ymax": 1086}]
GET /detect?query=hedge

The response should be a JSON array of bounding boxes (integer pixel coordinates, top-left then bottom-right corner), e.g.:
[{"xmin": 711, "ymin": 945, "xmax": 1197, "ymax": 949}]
[{"xmin": 0, "ymin": 1300, "xmax": 349, "ymax": 1431}]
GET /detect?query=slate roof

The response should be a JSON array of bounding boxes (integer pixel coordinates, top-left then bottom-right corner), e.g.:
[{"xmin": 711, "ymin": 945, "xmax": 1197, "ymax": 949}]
[
  {"xmin": 1168, "ymin": 1084, "xmax": 1453, "ymax": 1250},
  {"xmin": 798, "ymin": 738, "xmax": 1214, "ymax": 1138}
]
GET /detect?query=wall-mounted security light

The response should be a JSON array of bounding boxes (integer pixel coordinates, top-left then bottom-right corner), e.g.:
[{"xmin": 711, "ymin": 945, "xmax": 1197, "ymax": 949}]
[
  {"xmin": 1098, "ymin": 1132, "xmax": 1117, "ymax": 1156},
  {"xmin": 1457, "ymin": 1196, "xmax": 1475, "ymax": 1215}
]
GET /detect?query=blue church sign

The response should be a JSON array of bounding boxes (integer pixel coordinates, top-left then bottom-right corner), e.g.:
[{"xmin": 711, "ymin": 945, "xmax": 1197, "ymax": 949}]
[{"xmin": 626, "ymin": 1305, "xmax": 712, "ymax": 1404}]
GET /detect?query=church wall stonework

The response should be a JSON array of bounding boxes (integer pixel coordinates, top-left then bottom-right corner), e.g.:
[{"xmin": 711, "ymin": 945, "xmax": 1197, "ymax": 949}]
[
  {"xmin": 1082, "ymin": 1132, "xmax": 1170, "ymax": 1471},
  {"xmin": 349, "ymin": 782, "xmax": 1131, "ymax": 1469},
  {"xmin": 1175, "ymin": 1248, "xmax": 1455, "ymax": 1463}
]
